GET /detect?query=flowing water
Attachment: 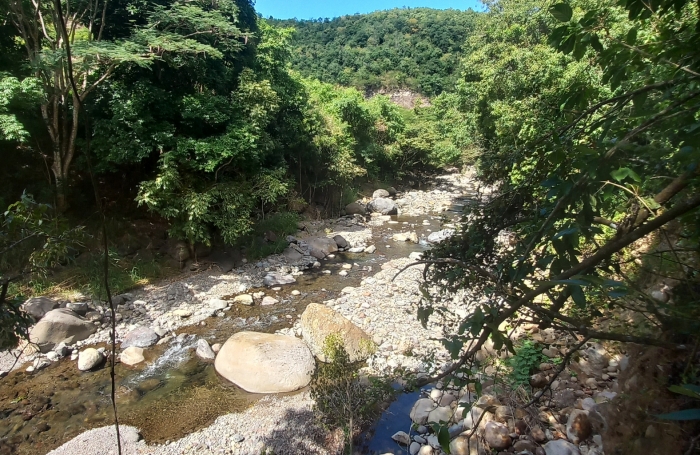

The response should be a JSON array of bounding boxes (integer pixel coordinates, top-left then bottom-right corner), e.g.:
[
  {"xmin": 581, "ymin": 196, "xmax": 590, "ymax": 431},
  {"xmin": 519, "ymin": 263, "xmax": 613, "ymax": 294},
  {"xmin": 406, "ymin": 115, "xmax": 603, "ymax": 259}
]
[{"xmin": 0, "ymin": 213, "xmax": 457, "ymax": 455}]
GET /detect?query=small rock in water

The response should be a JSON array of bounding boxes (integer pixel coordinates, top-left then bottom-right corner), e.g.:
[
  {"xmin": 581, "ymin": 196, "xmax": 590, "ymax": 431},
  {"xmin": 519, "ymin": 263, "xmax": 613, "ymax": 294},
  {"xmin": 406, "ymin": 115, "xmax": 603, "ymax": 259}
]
[
  {"xmin": 364, "ymin": 245, "xmax": 377, "ymax": 254},
  {"xmin": 427, "ymin": 229, "xmax": 454, "ymax": 243},
  {"xmin": 233, "ymin": 294, "xmax": 254, "ymax": 305},
  {"xmin": 208, "ymin": 299, "xmax": 228, "ymax": 310},
  {"xmin": 121, "ymin": 326, "xmax": 160, "ymax": 349},
  {"xmin": 291, "ymin": 290, "xmax": 301, "ymax": 296},
  {"xmin": 121, "ymin": 346, "xmax": 145, "ymax": 366},
  {"xmin": 211, "ymin": 343, "xmax": 222, "ymax": 353},
  {"xmin": 33, "ymin": 358, "xmax": 51, "ymax": 372},
  {"xmin": 338, "ymin": 270, "xmax": 348, "ymax": 277},
  {"xmin": 391, "ymin": 431, "xmax": 411, "ymax": 445},
  {"xmin": 196, "ymin": 339, "xmax": 216, "ymax": 360},
  {"xmin": 261, "ymin": 296, "xmax": 279, "ymax": 306},
  {"xmin": 78, "ymin": 348, "xmax": 103, "ymax": 371},
  {"xmin": 173, "ymin": 309, "xmax": 193, "ymax": 318},
  {"xmin": 263, "ymin": 272, "xmax": 296, "ymax": 287}
]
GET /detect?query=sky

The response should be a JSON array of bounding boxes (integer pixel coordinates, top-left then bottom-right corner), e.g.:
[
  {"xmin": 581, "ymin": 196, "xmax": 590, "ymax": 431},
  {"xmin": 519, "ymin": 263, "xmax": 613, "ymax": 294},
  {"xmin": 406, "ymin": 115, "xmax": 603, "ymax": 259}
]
[{"xmin": 254, "ymin": 0, "xmax": 483, "ymax": 20}]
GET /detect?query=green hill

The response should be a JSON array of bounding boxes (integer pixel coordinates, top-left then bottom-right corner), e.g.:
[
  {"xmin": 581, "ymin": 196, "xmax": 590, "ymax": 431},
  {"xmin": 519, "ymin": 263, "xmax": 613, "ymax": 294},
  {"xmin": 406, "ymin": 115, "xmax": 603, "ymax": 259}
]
[{"xmin": 270, "ymin": 8, "xmax": 478, "ymax": 97}]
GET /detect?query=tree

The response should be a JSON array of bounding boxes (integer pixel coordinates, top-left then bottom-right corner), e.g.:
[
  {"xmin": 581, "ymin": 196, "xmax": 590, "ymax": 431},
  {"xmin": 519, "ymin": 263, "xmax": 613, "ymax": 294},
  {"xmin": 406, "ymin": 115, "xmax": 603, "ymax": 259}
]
[
  {"xmin": 4, "ymin": 0, "xmax": 153, "ymax": 210},
  {"xmin": 416, "ymin": 0, "xmax": 700, "ymax": 389},
  {"xmin": 3, "ymin": 0, "xmax": 247, "ymax": 211}
]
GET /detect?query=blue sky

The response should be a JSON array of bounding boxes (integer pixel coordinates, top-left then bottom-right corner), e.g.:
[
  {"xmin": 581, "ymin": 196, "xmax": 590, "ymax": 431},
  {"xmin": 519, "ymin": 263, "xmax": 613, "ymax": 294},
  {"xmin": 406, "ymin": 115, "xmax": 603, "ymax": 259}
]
[{"xmin": 255, "ymin": 0, "xmax": 483, "ymax": 20}]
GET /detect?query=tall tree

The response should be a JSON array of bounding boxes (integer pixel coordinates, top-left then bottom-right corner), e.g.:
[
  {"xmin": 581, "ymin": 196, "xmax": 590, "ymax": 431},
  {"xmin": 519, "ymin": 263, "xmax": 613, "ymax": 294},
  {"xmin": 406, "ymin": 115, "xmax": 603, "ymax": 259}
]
[{"xmin": 4, "ymin": 0, "xmax": 151, "ymax": 210}]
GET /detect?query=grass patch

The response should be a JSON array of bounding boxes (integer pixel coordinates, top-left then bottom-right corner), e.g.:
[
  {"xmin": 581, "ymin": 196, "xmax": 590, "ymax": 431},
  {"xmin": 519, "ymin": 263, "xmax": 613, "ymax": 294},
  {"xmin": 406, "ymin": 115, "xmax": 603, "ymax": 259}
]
[
  {"xmin": 238, "ymin": 212, "xmax": 300, "ymax": 261},
  {"xmin": 9, "ymin": 250, "xmax": 177, "ymax": 301}
]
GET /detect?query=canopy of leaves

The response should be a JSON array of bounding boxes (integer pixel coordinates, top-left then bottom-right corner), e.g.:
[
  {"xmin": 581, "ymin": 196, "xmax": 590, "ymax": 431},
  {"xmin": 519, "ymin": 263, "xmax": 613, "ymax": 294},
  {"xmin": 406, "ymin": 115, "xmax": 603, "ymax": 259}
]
[{"xmin": 418, "ymin": 0, "xmax": 700, "ymax": 380}]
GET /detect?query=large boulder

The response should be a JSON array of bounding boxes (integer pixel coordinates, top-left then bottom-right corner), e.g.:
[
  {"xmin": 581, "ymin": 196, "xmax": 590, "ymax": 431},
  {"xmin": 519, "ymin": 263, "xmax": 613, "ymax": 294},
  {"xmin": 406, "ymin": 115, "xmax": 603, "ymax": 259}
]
[
  {"xmin": 450, "ymin": 436, "xmax": 485, "ymax": 455},
  {"xmin": 484, "ymin": 421, "xmax": 511, "ymax": 449},
  {"xmin": 120, "ymin": 346, "xmax": 145, "ymax": 366},
  {"xmin": 566, "ymin": 409, "xmax": 592, "ymax": 444},
  {"xmin": 29, "ymin": 309, "xmax": 97, "ymax": 351},
  {"xmin": 121, "ymin": 326, "xmax": 159, "ymax": 349},
  {"xmin": 367, "ymin": 198, "xmax": 398, "ymax": 215},
  {"xmin": 333, "ymin": 235, "xmax": 349, "ymax": 249},
  {"xmin": 306, "ymin": 237, "xmax": 339, "ymax": 259},
  {"xmin": 372, "ymin": 189, "xmax": 391, "ymax": 199},
  {"xmin": 344, "ymin": 202, "xmax": 366, "ymax": 215},
  {"xmin": 214, "ymin": 331, "xmax": 315, "ymax": 393},
  {"xmin": 410, "ymin": 398, "xmax": 436, "ymax": 425},
  {"xmin": 300, "ymin": 303, "xmax": 374, "ymax": 363},
  {"xmin": 22, "ymin": 296, "xmax": 59, "ymax": 321}
]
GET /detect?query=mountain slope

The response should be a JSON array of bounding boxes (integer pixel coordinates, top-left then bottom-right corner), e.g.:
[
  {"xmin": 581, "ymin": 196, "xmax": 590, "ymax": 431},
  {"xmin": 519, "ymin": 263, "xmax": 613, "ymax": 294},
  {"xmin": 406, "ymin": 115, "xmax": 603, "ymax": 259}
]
[{"xmin": 270, "ymin": 8, "xmax": 478, "ymax": 97}]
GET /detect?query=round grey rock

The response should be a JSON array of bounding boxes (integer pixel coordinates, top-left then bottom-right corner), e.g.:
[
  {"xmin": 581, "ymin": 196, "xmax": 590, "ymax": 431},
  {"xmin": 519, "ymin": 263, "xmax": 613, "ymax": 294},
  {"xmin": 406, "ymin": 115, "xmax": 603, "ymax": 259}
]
[{"xmin": 121, "ymin": 326, "xmax": 159, "ymax": 349}]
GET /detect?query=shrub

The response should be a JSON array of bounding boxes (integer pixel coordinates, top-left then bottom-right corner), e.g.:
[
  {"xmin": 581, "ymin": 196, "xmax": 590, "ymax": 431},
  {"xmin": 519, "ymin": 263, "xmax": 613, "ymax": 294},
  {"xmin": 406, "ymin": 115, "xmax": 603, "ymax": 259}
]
[{"xmin": 310, "ymin": 334, "xmax": 392, "ymax": 454}]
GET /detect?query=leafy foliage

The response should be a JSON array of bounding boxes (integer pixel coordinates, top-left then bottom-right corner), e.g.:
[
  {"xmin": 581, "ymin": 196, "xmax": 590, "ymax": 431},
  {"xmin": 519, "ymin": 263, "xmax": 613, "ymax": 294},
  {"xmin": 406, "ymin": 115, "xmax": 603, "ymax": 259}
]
[
  {"xmin": 506, "ymin": 340, "xmax": 546, "ymax": 385},
  {"xmin": 417, "ymin": 0, "xmax": 700, "ymax": 385},
  {"xmin": 0, "ymin": 193, "xmax": 84, "ymax": 348}
]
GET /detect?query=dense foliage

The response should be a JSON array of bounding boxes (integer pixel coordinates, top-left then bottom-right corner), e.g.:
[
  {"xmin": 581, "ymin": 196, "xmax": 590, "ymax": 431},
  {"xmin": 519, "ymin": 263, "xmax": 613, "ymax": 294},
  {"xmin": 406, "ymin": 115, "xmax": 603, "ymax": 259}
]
[
  {"xmin": 270, "ymin": 8, "xmax": 477, "ymax": 96},
  {"xmin": 0, "ymin": 0, "xmax": 468, "ymax": 255},
  {"xmin": 419, "ymin": 0, "xmax": 700, "ymax": 387}
]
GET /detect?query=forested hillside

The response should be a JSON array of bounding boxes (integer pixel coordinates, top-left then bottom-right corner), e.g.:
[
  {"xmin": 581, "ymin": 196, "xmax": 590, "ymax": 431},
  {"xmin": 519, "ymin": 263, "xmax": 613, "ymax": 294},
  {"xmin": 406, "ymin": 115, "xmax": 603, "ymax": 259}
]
[{"xmin": 270, "ymin": 8, "xmax": 477, "ymax": 96}]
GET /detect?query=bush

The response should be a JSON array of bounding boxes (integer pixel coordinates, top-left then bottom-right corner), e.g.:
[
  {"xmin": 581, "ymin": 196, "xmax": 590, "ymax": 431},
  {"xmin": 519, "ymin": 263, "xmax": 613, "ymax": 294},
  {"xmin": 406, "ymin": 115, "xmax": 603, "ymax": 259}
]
[
  {"xmin": 310, "ymin": 334, "xmax": 392, "ymax": 454},
  {"xmin": 505, "ymin": 340, "xmax": 546, "ymax": 386}
]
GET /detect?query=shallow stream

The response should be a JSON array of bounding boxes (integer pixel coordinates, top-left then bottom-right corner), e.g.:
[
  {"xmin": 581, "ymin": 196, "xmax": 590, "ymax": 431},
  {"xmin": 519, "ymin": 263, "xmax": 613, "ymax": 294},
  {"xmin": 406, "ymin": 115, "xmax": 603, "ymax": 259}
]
[{"xmin": 0, "ymin": 212, "xmax": 461, "ymax": 455}]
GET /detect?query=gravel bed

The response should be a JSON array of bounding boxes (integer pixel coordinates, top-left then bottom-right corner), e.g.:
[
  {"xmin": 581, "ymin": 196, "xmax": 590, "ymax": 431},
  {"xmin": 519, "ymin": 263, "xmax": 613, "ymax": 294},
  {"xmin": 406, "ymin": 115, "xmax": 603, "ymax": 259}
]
[{"xmin": 48, "ymin": 393, "xmax": 340, "ymax": 455}]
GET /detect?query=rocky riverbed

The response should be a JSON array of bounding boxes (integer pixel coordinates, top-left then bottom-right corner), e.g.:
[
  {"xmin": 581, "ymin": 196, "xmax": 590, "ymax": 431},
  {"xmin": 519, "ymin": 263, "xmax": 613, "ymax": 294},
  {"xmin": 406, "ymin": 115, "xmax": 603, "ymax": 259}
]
[
  {"xmin": 0, "ymin": 169, "xmax": 630, "ymax": 455},
  {"xmin": 1, "ymin": 171, "xmax": 484, "ymax": 455}
]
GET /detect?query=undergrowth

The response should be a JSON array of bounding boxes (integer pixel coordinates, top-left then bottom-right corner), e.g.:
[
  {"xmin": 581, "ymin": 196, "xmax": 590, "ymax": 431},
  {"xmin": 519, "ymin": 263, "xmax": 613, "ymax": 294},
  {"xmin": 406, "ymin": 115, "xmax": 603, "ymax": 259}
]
[
  {"xmin": 239, "ymin": 212, "xmax": 300, "ymax": 260},
  {"xmin": 505, "ymin": 339, "xmax": 546, "ymax": 386}
]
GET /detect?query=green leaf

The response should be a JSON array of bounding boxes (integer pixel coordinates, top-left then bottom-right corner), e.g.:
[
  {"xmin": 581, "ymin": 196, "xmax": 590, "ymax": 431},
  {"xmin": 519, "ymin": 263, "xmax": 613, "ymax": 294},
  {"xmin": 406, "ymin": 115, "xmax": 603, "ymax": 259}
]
[
  {"xmin": 626, "ymin": 28, "xmax": 638, "ymax": 45},
  {"xmin": 668, "ymin": 385, "xmax": 700, "ymax": 399},
  {"xmin": 437, "ymin": 426, "xmax": 451, "ymax": 453},
  {"xmin": 549, "ymin": 3, "xmax": 573, "ymax": 22},
  {"xmin": 655, "ymin": 409, "xmax": 700, "ymax": 420},
  {"xmin": 611, "ymin": 167, "xmax": 641, "ymax": 182},
  {"xmin": 570, "ymin": 285, "xmax": 587, "ymax": 308}
]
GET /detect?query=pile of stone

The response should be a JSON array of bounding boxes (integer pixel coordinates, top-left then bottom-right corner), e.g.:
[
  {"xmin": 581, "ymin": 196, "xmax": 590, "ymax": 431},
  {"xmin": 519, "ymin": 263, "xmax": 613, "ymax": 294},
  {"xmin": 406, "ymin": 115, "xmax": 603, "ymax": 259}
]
[
  {"xmin": 391, "ymin": 334, "xmax": 629, "ymax": 455},
  {"xmin": 344, "ymin": 187, "xmax": 399, "ymax": 218},
  {"xmin": 397, "ymin": 384, "xmax": 607, "ymax": 455}
]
